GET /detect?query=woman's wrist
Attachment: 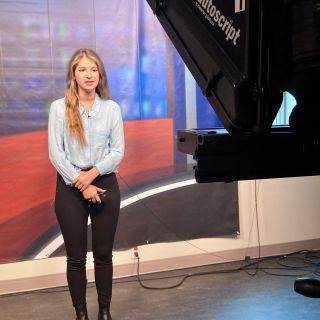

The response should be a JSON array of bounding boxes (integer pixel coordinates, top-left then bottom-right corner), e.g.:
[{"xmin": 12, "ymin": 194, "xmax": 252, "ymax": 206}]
[{"xmin": 90, "ymin": 166, "xmax": 100, "ymax": 178}]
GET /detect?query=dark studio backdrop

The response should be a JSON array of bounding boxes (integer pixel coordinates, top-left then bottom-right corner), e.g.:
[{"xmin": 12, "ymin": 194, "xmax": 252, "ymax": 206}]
[{"xmin": 0, "ymin": 0, "xmax": 239, "ymax": 263}]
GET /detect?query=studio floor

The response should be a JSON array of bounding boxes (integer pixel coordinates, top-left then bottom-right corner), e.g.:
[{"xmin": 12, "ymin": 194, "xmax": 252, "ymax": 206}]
[{"xmin": 1, "ymin": 254, "xmax": 320, "ymax": 320}]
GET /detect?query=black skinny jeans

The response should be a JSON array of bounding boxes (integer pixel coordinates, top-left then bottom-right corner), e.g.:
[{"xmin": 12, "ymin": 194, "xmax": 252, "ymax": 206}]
[{"xmin": 55, "ymin": 173, "xmax": 120, "ymax": 308}]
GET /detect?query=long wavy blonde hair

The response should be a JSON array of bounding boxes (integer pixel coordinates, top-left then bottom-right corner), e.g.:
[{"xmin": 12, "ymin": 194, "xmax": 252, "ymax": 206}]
[{"xmin": 65, "ymin": 48, "xmax": 110, "ymax": 145}]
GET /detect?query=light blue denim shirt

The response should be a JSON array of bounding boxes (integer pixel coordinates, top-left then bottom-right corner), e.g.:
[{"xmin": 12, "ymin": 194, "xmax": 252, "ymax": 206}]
[{"xmin": 48, "ymin": 94, "xmax": 125, "ymax": 185}]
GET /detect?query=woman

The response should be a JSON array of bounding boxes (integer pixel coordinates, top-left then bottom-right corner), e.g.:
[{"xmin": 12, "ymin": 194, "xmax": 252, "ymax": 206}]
[{"xmin": 48, "ymin": 48, "xmax": 125, "ymax": 320}]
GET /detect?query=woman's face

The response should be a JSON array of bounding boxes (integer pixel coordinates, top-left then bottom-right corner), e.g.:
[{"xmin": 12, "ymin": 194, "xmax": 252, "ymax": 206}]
[{"xmin": 74, "ymin": 56, "xmax": 100, "ymax": 95}]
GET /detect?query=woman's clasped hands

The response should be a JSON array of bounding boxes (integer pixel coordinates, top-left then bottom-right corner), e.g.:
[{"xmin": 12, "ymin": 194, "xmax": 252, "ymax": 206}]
[{"xmin": 73, "ymin": 167, "xmax": 106, "ymax": 203}]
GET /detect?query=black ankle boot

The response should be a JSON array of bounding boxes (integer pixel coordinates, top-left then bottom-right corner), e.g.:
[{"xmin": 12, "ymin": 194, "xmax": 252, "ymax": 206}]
[
  {"xmin": 75, "ymin": 305, "xmax": 89, "ymax": 320},
  {"xmin": 98, "ymin": 307, "xmax": 112, "ymax": 320}
]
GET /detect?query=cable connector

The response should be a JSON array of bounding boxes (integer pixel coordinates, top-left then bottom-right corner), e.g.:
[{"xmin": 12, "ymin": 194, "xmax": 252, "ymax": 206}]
[{"xmin": 134, "ymin": 246, "xmax": 139, "ymax": 258}]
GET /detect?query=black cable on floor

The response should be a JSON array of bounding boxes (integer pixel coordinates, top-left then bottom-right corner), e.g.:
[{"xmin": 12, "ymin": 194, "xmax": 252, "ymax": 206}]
[{"xmin": 134, "ymin": 250, "xmax": 320, "ymax": 290}]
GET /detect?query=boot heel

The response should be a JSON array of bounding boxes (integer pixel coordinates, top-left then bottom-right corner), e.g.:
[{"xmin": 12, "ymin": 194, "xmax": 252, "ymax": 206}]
[
  {"xmin": 75, "ymin": 305, "xmax": 89, "ymax": 320},
  {"xmin": 98, "ymin": 307, "xmax": 112, "ymax": 320}
]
